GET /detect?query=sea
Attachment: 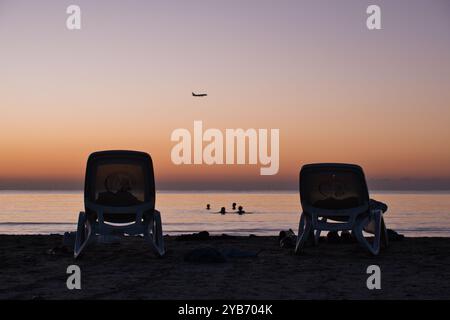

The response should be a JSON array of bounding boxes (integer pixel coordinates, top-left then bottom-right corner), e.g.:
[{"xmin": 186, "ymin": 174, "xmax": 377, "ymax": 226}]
[{"xmin": 0, "ymin": 191, "xmax": 450, "ymax": 237}]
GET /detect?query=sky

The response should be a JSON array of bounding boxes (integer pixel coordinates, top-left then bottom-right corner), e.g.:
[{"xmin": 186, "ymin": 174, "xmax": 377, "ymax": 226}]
[{"xmin": 1, "ymin": 0, "xmax": 450, "ymax": 190}]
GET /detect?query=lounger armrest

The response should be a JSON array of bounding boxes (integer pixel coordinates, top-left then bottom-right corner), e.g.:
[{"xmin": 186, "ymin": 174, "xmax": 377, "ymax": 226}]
[
  {"xmin": 148, "ymin": 209, "xmax": 161, "ymax": 219},
  {"xmin": 303, "ymin": 204, "xmax": 369, "ymax": 217},
  {"xmin": 363, "ymin": 209, "xmax": 383, "ymax": 234},
  {"xmin": 85, "ymin": 201, "xmax": 155, "ymax": 213},
  {"xmin": 370, "ymin": 208, "xmax": 383, "ymax": 218},
  {"xmin": 305, "ymin": 204, "xmax": 368, "ymax": 231}
]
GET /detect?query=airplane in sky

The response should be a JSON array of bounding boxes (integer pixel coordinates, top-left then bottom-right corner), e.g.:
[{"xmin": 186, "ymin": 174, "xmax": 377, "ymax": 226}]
[{"xmin": 192, "ymin": 92, "xmax": 207, "ymax": 97}]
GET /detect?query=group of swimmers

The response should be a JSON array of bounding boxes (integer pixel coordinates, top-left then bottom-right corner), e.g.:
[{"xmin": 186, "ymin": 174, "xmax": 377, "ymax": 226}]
[{"xmin": 206, "ymin": 202, "xmax": 246, "ymax": 215}]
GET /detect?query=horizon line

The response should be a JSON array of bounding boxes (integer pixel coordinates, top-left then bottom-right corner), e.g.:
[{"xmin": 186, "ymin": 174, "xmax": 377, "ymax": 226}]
[{"xmin": 1, "ymin": 188, "xmax": 450, "ymax": 193}]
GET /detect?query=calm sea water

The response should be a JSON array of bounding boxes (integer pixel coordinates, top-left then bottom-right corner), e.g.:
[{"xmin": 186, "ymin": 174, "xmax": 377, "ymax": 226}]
[{"xmin": 0, "ymin": 191, "xmax": 450, "ymax": 237}]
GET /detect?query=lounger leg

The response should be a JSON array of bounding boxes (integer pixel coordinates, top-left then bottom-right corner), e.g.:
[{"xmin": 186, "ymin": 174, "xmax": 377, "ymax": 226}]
[
  {"xmin": 381, "ymin": 217, "xmax": 389, "ymax": 248},
  {"xmin": 74, "ymin": 211, "xmax": 92, "ymax": 259},
  {"xmin": 144, "ymin": 210, "xmax": 165, "ymax": 257},
  {"xmin": 314, "ymin": 218, "xmax": 326, "ymax": 245},
  {"xmin": 295, "ymin": 213, "xmax": 312, "ymax": 255},
  {"xmin": 353, "ymin": 210, "xmax": 382, "ymax": 255}
]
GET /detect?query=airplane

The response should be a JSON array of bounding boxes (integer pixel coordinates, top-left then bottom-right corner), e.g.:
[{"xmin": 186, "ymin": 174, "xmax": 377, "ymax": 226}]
[{"xmin": 192, "ymin": 92, "xmax": 207, "ymax": 97}]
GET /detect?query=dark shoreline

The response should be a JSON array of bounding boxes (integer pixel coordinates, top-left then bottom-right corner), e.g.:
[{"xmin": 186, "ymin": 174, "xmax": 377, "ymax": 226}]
[{"xmin": 1, "ymin": 235, "xmax": 450, "ymax": 299}]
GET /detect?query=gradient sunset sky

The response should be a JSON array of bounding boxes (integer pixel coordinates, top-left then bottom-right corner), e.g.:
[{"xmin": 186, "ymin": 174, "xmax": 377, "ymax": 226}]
[{"xmin": 1, "ymin": 0, "xmax": 450, "ymax": 190}]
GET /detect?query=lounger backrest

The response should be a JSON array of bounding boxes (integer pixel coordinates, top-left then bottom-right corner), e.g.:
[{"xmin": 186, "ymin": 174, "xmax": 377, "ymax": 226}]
[
  {"xmin": 84, "ymin": 150, "xmax": 155, "ymax": 223},
  {"xmin": 299, "ymin": 163, "xmax": 369, "ymax": 214}
]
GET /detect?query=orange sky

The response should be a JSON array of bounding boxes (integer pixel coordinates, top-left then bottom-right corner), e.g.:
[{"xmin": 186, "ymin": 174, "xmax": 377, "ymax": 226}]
[{"xmin": 1, "ymin": 0, "xmax": 450, "ymax": 190}]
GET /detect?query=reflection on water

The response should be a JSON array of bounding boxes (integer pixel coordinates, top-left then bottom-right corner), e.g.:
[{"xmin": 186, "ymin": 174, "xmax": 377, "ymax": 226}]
[{"xmin": 0, "ymin": 191, "xmax": 449, "ymax": 236}]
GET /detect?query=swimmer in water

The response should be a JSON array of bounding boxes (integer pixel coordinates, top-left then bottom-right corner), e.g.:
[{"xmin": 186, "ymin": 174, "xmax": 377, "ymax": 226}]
[
  {"xmin": 237, "ymin": 206, "xmax": 245, "ymax": 215},
  {"xmin": 206, "ymin": 204, "xmax": 211, "ymax": 210},
  {"xmin": 220, "ymin": 207, "xmax": 226, "ymax": 215}
]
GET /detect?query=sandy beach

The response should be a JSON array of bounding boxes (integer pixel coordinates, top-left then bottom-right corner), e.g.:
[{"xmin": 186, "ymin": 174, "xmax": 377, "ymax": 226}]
[{"xmin": 1, "ymin": 234, "xmax": 449, "ymax": 300}]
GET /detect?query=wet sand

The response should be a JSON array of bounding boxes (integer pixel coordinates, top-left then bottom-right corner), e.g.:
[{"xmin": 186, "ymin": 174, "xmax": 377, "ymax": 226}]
[{"xmin": 1, "ymin": 235, "xmax": 449, "ymax": 299}]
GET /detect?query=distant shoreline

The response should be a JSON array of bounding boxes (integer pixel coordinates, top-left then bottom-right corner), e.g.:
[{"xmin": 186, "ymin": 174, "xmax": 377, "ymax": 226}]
[{"xmin": 2, "ymin": 189, "xmax": 450, "ymax": 193}]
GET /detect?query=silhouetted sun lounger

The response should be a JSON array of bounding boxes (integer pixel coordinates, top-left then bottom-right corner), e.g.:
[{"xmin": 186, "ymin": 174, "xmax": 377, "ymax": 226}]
[
  {"xmin": 74, "ymin": 150, "xmax": 165, "ymax": 258},
  {"xmin": 295, "ymin": 163, "xmax": 389, "ymax": 255}
]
